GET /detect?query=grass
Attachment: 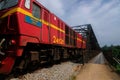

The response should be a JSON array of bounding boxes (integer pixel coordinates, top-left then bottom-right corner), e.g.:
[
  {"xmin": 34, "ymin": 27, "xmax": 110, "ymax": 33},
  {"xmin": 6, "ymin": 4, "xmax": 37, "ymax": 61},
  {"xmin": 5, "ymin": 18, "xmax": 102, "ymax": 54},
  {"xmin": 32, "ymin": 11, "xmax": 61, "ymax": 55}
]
[{"xmin": 69, "ymin": 75, "xmax": 76, "ymax": 80}]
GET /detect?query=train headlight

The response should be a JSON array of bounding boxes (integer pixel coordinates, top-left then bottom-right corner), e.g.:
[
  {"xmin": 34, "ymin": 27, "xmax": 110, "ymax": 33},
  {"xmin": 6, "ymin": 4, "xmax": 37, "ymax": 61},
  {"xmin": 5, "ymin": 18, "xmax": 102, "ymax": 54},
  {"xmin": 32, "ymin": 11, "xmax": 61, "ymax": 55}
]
[
  {"xmin": 9, "ymin": 39, "xmax": 16, "ymax": 45},
  {"xmin": 11, "ymin": 40, "xmax": 16, "ymax": 45}
]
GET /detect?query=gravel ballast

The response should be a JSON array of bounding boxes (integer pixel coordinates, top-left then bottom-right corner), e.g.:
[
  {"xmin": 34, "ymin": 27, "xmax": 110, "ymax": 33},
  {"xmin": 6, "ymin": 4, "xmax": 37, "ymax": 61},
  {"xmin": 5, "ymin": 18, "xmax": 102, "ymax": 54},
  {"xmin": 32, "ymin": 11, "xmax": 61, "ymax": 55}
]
[{"xmin": 10, "ymin": 62, "xmax": 82, "ymax": 80}]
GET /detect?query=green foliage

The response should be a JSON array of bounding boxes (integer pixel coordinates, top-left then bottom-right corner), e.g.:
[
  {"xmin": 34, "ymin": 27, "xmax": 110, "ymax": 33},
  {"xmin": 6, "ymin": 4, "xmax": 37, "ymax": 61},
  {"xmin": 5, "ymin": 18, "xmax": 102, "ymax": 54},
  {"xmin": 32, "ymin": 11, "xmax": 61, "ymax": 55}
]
[
  {"xmin": 102, "ymin": 45, "xmax": 120, "ymax": 72},
  {"xmin": 70, "ymin": 75, "xmax": 76, "ymax": 80},
  {"xmin": 102, "ymin": 45, "xmax": 120, "ymax": 59},
  {"xmin": 112, "ymin": 48, "xmax": 120, "ymax": 58},
  {"xmin": 116, "ymin": 64, "xmax": 120, "ymax": 71}
]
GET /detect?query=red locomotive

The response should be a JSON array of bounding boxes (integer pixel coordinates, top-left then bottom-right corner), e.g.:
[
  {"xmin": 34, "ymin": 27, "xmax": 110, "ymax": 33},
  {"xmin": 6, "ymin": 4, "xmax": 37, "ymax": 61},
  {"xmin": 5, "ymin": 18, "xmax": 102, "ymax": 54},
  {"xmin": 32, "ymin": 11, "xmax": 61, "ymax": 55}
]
[{"xmin": 0, "ymin": 0, "xmax": 86, "ymax": 75}]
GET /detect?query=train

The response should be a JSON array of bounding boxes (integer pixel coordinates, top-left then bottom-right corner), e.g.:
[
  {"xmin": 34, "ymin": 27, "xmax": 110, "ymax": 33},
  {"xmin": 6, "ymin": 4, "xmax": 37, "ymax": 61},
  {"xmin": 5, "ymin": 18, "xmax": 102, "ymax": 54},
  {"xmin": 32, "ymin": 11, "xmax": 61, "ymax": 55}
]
[{"xmin": 0, "ymin": 0, "xmax": 86, "ymax": 75}]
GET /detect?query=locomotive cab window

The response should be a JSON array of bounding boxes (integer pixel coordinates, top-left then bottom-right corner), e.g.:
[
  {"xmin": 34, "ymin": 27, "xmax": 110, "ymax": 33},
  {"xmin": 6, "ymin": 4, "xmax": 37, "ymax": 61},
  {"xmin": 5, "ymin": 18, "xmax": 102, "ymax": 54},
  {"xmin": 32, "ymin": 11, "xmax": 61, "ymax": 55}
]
[
  {"xmin": 0, "ymin": 0, "xmax": 18, "ymax": 10},
  {"xmin": 25, "ymin": 0, "xmax": 30, "ymax": 9},
  {"xmin": 32, "ymin": 3, "xmax": 41, "ymax": 19}
]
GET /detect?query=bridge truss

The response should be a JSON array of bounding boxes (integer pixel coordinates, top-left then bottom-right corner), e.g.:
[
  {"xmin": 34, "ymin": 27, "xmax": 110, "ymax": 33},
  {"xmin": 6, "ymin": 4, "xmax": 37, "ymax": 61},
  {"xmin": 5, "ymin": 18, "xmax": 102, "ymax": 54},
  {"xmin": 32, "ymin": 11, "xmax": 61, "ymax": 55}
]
[{"xmin": 72, "ymin": 24, "xmax": 101, "ymax": 62}]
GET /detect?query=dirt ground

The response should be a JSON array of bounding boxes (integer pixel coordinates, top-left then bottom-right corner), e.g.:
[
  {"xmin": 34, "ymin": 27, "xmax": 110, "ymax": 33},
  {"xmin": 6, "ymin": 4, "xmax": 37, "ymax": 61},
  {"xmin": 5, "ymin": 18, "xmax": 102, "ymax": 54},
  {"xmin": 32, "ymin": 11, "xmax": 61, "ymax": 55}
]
[
  {"xmin": 76, "ymin": 53, "xmax": 120, "ymax": 80},
  {"xmin": 76, "ymin": 63, "xmax": 120, "ymax": 80}
]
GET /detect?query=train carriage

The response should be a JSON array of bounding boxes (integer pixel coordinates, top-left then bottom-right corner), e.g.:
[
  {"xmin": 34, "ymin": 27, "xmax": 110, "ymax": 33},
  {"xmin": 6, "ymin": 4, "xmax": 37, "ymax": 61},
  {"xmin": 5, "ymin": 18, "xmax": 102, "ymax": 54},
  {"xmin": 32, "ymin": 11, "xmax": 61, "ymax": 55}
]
[{"xmin": 0, "ymin": 0, "xmax": 86, "ymax": 75}]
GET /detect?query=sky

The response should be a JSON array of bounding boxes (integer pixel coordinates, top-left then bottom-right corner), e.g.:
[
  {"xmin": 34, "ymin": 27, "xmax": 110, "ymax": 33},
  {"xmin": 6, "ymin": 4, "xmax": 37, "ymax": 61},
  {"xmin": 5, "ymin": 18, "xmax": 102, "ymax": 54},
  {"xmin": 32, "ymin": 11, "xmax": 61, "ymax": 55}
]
[{"xmin": 37, "ymin": 0, "xmax": 120, "ymax": 47}]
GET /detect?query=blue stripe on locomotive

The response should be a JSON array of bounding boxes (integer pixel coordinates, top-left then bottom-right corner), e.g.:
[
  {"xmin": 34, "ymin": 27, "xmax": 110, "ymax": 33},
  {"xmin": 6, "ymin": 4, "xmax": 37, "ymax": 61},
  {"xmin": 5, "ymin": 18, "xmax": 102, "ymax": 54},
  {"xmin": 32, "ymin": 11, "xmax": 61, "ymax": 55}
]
[{"xmin": 25, "ymin": 15, "xmax": 42, "ymax": 27}]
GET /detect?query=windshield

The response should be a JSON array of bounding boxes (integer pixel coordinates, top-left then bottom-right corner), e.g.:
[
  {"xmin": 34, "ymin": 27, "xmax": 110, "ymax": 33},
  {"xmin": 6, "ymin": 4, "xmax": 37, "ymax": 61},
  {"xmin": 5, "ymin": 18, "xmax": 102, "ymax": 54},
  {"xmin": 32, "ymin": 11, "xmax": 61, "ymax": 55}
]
[{"xmin": 0, "ymin": 0, "xmax": 18, "ymax": 10}]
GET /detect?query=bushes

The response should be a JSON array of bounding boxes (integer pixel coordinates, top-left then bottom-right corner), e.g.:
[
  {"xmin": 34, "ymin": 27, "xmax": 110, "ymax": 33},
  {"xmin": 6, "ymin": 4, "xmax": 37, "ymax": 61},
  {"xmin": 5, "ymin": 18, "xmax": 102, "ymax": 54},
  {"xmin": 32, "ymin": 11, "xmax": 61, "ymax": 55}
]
[{"xmin": 102, "ymin": 45, "xmax": 120, "ymax": 72}]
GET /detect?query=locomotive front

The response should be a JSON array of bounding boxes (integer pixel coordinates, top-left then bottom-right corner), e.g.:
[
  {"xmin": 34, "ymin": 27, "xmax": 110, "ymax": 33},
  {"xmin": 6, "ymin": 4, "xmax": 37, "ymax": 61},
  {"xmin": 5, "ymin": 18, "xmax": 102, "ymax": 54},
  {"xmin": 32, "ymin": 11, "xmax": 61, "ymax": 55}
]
[{"xmin": 0, "ymin": 0, "xmax": 19, "ymax": 74}]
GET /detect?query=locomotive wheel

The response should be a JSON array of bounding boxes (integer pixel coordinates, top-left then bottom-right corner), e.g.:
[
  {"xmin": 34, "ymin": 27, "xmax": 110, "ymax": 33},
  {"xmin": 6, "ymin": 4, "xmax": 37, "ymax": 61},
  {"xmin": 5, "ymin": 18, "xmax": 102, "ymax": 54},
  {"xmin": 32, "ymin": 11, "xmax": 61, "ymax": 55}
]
[
  {"xmin": 47, "ymin": 54, "xmax": 54, "ymax": 67},
  {"xmin": 13, "ymin": 55, "xmax": 30, "ymax": 77},
  {"xmin": 27, "ymin": 61, "xmax": 39, "ymax": 72},
  {"xmin": 25, "ymin": 51, "xmax": 40, "ymax": 72},
  {"xmin": 22, "ymin": 55, "xmax": 31, "ymax": 72},
  {"xmin": 23, "ymin": 55, "xmax": 31, "ymax": 72}
]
